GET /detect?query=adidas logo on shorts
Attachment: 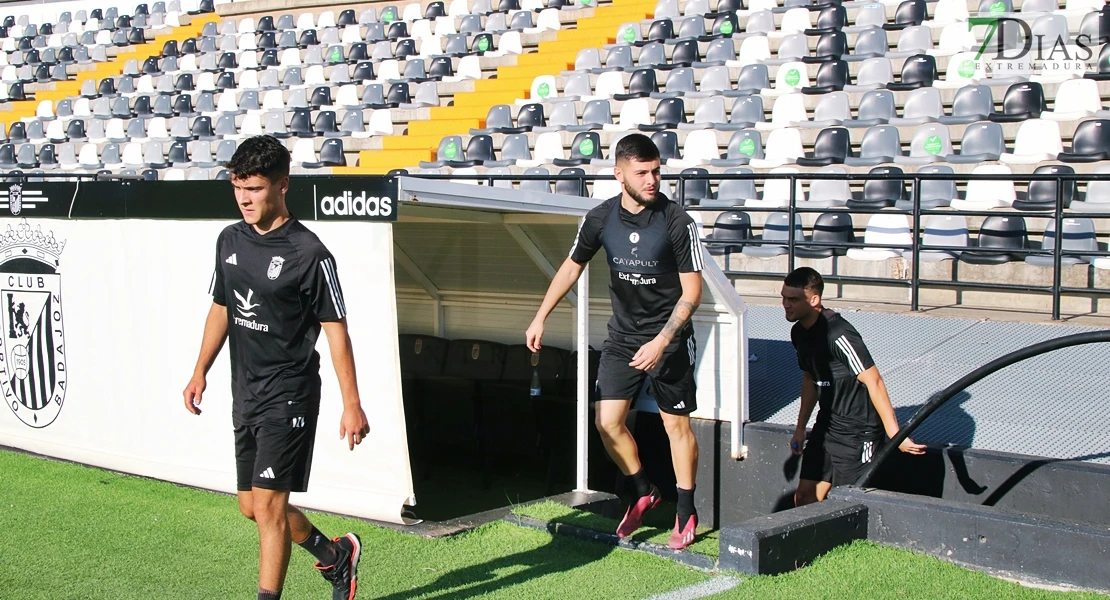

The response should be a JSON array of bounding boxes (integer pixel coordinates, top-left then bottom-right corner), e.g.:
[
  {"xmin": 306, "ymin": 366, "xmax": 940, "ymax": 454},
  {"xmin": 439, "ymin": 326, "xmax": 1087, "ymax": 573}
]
[
  {"xmin": 861, "ymin": 441, "xmax": 875, "ymax": 464},
  {"xmin": 258, "ymin": 467, "xmax": 275, "ymax": 479}
]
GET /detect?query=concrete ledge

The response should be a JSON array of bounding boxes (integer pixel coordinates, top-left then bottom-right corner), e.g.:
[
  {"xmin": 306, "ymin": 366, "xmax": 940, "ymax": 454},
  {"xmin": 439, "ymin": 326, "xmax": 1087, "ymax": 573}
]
[
  {"xmin": 718, "ymin": 500, "xmax": 868, "ymax": 575},
  {"xmin": 830, "ymin": 486, "xmax": 1110, "ymax": 592}
]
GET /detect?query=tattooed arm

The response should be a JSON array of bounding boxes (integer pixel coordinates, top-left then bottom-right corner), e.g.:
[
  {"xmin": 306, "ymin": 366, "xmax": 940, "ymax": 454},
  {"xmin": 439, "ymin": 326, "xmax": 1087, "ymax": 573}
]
[{"xmin": 657, "ymin": 272, "xmax": 703, "ymax": 343}]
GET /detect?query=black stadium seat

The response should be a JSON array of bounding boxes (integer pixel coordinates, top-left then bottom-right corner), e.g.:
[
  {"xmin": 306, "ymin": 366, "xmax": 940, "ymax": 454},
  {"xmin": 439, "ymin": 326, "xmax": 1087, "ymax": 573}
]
[
  {"xmin": 989, "ymin": 82, "xmax": 1046, "ymax": 123},
  {"xmin": 887, "ymin": 54, "xmax": 936, "ymax": 91},
  {"xmin": 803, "ymin": 59, "xmax": 850, "ymax": 94},
  {"xmin": 796, "ymin": 212, "xmax": 853, "ymax": 258},
  {"xmin": 1059, "ymin": 120, "xmax": 1110, "ymax": 162},
  {"xmin": 796, "ymin": 127, "xmax": 850, "ymax": 166},
  {"xmin": 705, "ymin": 210, "xmax": 751, "ymax": 255},
  {"xmin": 960, "ymin": 216, "xmax": 1027, "ymax": 265},
  {"xmin": 1013, "ymin": 165, "xmax": 1076, "ymax": 211}
]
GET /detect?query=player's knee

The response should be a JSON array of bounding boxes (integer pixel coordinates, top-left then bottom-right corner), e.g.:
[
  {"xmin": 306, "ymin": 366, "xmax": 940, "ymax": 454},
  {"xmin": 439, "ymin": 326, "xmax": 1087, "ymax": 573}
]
[
  {"xmin": 251, "ymin": 494, "xmax": 288, "ymax": 526},
  {"xmin": 594, "ymin": 412, "xmax": 622, "ymax": 438},
  {"xmin": 237, "ymin": 493, "xmax": 256, "ymax": 521},
  {"xmin": 661, "ymin": 416, "xmax": 693, "ymax": 440}
]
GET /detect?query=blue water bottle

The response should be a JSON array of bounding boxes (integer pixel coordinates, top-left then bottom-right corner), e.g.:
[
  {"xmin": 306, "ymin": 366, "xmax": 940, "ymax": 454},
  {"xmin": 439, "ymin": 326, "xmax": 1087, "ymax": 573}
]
[{"xmin": 530, "ymin": 367, "xmax": 541, "ymax": 398}]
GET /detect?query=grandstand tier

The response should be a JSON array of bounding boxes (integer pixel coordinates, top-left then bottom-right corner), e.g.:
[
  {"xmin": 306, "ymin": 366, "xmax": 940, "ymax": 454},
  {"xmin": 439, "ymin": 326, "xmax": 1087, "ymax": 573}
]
[{"xmin": 0, "ymin": 0, "xmax": 1106, "ymax": 313}]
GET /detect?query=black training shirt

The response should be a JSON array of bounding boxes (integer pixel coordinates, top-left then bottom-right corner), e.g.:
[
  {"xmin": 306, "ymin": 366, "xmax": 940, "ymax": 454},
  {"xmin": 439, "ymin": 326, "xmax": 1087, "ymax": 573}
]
[
  {"xmin": 791, "ymin": 310, "xmax": 882, "ymax": 438},
  {"xmin": 569, "ymin": 194, "xmax": 703, "ymax": 339},
  {"xmin": 210, "ymin": 218, "xmax": 346, "ymax": 424}
]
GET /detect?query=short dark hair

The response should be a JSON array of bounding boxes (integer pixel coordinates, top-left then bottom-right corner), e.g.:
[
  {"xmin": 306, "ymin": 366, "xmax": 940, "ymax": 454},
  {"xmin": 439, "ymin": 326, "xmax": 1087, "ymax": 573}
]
[
  {"xmin": 784, "ymin": 267, "xmax": 824, "ymax": 297},
  {"xmin": 225, "ymin": 135, "xmax": 291, "ymax": 182},
  {"xmin": 613, "ymin": 133, "xmax": 660, "ymax": 164}
]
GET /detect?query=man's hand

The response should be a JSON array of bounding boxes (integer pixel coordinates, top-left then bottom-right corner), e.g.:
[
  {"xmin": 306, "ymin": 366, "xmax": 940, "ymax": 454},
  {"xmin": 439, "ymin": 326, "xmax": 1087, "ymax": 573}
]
[
  {"xmin": 340, "ymin": 406, "xmax": 371, "ymax": 451},
  {"xmin": 630, "ymin": 338, "xmax": 667, "ymax": 371},
  {"xmin": 898, "ymin": 437, "xmax": 927, "ymax": 455},
  {"xmin": 790, "ymin": 428, "xmax": 806, "ymax": 455},
  {"xmin": 182, "ymin": 374, "xmax": 206, "ymax": 416},
  {"xmin": 525, "ymin": 318, "xmax": 545, "ymax": 353}
]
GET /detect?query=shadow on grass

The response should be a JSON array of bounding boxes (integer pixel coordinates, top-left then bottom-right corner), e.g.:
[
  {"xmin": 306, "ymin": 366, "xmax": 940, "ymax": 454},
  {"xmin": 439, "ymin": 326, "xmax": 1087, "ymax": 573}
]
[
  {"xmin": 522, "ymin": 504, "xmax": 720, "ymax": 557},
  {"xmin": 374, "ymin": 535, "xmax": 613, "ymax": 600}
]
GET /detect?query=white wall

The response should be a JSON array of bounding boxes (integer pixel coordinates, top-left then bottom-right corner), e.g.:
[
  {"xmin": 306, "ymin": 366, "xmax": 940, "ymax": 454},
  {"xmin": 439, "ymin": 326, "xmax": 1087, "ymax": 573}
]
[{"xmin": 0, "ymin": 217, "xmax": 415, "ymax": 524}]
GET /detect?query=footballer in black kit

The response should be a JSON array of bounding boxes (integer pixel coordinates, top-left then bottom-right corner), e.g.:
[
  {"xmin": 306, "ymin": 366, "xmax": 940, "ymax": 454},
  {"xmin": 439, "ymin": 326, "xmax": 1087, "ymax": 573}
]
[
  {"xmin": 527, "ymin": 134, "xmax": 705, "ymax": 550},
  {"xmin": 211, "ymin": 219, "xmax": 342, "ymax": 494},
  {"xmin": 781, "ymin": 267, "xmax": 926, "ymax": 506},
  {"xmin": 569, "ymin": 190, "xmax": 704, "ymax": 416},
  {"xmin": 183, "ymin": 135, "xmax": 371, "ymax": 600}
]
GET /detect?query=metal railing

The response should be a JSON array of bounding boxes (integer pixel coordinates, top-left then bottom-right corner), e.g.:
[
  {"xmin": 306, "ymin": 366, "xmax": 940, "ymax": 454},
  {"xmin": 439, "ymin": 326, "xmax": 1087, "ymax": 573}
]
[
  {"xmin": 855, "ymin": 329, "xmax": 1110, "ymax": 488},
  {"xmin": 404, "ymin": 169, "xmax": 1110, "ymax": 321}
]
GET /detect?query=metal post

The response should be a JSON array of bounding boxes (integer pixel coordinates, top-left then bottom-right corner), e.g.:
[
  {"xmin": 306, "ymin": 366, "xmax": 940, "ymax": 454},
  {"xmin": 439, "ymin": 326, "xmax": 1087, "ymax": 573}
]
[
  {"xmin": 677, "ymin": 175, "xmax": 686, "ymax": 206},
  {"xmin": 575, "ymin": 218, "xmax": 591, "ymax": 492},
  {"xmin": 787, "ymin": 173, "xmax": 796, "ymax": 272},
  {"xmin": 1051, "ymin": 174, "xmax": 1065, "ymax": 320},
  {"xmin": 911, "ymin": 176, "xmax": 921, "ymax": 311}
]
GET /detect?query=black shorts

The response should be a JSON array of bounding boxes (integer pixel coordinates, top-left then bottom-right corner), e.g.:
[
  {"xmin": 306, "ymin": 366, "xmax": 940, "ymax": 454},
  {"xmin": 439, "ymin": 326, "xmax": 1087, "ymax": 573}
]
[
  {"xmin": 800, "ymin": 427, "xmax": 883, "ymax": 487},
  {"xmin": 234, "ymin": 414, "xmax": 318, "ymax": 492},
  {"xmin": 597, "ymin": 329, "xmax": 697, "ymax": 415}
]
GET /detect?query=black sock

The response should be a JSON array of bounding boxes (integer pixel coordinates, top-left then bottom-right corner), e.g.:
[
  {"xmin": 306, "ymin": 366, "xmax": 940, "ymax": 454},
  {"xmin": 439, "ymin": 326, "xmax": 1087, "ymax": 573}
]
[
  {"xmin": 630, "ymin": 468, "xmax": 653, "ymax": 498},
  {"xmin": 258, "ymin": 589, "xmax": 281, "ymax": 600},
  {"xmin": 677, "ymin": 485, "xmax": 697, "ymax": 526},
  {"xmin": 298, "ymin": 526, "xmax": 338, "ymax": 566}
]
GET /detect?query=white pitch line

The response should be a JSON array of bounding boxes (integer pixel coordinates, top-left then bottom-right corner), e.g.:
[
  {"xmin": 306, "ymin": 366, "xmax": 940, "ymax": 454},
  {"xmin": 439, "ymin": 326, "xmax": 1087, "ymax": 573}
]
[{"xmin": 642, "ymin": 576, "xmax": 741, "ymax": 600}]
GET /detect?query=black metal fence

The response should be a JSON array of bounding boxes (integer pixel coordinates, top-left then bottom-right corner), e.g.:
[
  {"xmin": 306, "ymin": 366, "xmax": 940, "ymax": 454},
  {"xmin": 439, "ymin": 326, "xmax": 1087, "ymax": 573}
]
[
  {"xmin": 404, "ymin": 169, "xmax": 1110, "ymax": 320},
  {"xmin": 8, "ymin": 168, "xmax": 1110, "ymax": 320}
]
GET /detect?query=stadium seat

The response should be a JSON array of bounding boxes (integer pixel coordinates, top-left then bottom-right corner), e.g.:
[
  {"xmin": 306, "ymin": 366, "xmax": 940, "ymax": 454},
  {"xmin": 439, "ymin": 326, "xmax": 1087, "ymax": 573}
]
[
  {"xmin": 845, "ymin": 90, "xmax": 896, "ymax": 127},
  {"xmin": 896, "ymin": 123, "xmax": 952, "ymax": 166},
  {"xmin": 911, "ymin": 165, "xmax": 958, "ymax": 210},
  {"xmin": 709, "ymin": 169, "xmax": 758, "ymax": 207},
  {"xmin": 796, "ymin": 127, "xmax": 850, "ymax": 167},
  {"xmin": 888, "ymin": 87, "xmax": 944, "ymax": 126},
  {"xmin": 909, "ymin": 214, "xmax": 969, "ymax": 262},
  {"xmin": 851, "ymin": 166, "xmax": 906, "ymax": 209},
  {"xmin": 1013, "ymin": 165, "xmax": 1076, "ymax": 211},
  {"xmin": 846, "ymin": 214, "xmax": 911, "ymax": 261},
  {"xmin": 845, "ymin": 125, "xmax": 901, "ymax": 167},
  {"xmin": 1059, "ymin": 120, "xmax": 1110, "ymax": 162},
  {"xmin": 990, "ymin": 82, "xmax": 1047, "ymax": 122},
  {"xmin": 802, "ymin": 92, "xmax": 850, "ymax": 129},
  {"xmin": 940, "ymin": 85, "xmax": 993, "ymax": 125},
  {"xmin": 1001, "ymin": 120, "xmax": 1063, "ymax": 164},
  {"xmin": 802, "ymin": 166, "xmax": 851, "ymax": 208},
  {"xmin": 952, "ymin": 165, "xmax": 1017, "ymax": 210},
  {"xmin": 887, "ymin": 54, "xmax": 937, "ymax": 91},
  {"xmin": 960, "ymin": 216, "xmax": 1027, "ymax": 265},
  {"xmin": 705, "ymin": 210, "xmax": 751, "ymax": 255},
  {"xmin": 947, "ymin": 121, "xmax": 1005, "ymax": 164},
  {"xmin": 796, "ymin": 212, "xmax": 853, "ymax": 258},
  {"xmin": 1025, "ymin": 217, "xmax": 1097, "ymax": 267},
  {"xmin": 742, "ymin": 212, "xmax": 803, "ymax": 258}
]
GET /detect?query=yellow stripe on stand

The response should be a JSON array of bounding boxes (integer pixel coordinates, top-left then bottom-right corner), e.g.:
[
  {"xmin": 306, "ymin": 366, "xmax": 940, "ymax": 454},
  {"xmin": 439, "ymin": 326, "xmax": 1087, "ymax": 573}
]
[
  {"xmin": 351, "ymin": 0, "xmax": 653, "ymax": 174},
  {"xmin": 0, "ymin": 15, "xmax": 217, "ymax": 122}
]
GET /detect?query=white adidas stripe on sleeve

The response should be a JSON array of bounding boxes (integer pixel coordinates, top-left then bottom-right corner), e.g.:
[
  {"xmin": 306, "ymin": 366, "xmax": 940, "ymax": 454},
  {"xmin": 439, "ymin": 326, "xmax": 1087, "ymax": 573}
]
[
  {"xmin": 835, "ymin": 336, "xmax": 866, "ymax": 375},
  {"xmin": 319, "ymin": 258, "xmax": 347, "ymax": 318}
]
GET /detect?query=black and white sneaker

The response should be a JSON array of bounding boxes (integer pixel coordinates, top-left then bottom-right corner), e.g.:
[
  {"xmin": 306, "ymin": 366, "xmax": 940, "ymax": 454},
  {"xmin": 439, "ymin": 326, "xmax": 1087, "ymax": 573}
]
[{"xmin": 315, "ymin": 532, "xmax": 362, "ymax": 600}]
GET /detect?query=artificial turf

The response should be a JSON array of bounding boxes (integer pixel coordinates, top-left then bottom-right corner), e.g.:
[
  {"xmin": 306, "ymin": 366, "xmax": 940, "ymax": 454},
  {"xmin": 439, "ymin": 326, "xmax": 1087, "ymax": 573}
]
[{"xmin": 1, "ymin": 449, "xmax": 1104, "ymax": 600}]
